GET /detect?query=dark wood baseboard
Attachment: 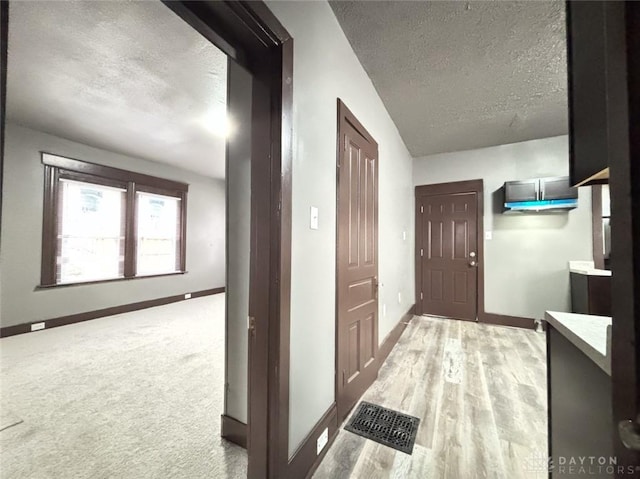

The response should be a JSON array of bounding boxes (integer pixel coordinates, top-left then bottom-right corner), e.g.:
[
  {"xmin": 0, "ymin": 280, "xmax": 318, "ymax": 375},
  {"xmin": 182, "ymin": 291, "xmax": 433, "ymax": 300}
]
[
  {"xmin": 0, "ymin": 287, "xmax": 225, "ymax": 338},
  {"xmin": 221, "ymin": 414, "xmax": 247, "ymax": 449},
  {"xmin": 287, "ymin": 403, "xmax": 338, "ymax": 479},
  {"xmin": 287, "ymin": 306, "xmax": 416, "ymax": 478},
  {"xmin": 377, "ymin": 304, "xmax": 415, "ymax": 367},
  {"xmin": 479, "ymin": 312, "xmax": 536, "ymax": 330}
]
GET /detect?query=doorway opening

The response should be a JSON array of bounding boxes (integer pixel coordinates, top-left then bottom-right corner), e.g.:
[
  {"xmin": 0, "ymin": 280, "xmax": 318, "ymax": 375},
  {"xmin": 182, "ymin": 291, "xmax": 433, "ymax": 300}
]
[
  {"xmin": 0, "ymin": 1, "xmax": 293, "ymax": 478},
  {"xmin": 414, "ymin": 180, "xmax": 483, "ymax": 322}
]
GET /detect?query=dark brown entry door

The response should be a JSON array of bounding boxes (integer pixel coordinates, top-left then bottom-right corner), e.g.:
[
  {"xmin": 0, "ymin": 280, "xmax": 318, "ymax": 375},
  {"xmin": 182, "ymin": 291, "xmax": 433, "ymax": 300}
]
[
  {"xmin": 416, "ymin": 183, "xmax": 480, "ymax": 321},
  {"xmin": 336, "ymin": 100, "xmax": 378, "ymax": 422}
]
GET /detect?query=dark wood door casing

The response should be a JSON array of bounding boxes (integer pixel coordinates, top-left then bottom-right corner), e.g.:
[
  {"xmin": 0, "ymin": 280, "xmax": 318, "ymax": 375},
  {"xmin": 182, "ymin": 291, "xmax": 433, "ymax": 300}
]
[
  {"xmin": 415, "ymin": 180, "xmax": 483, "ymax": 322},
  {"xmin": 604, "ymin": 1, "xmax": 640, "ymax": 470},
  {"xmin": 336, "ymin": 99, "xmax": 379, "ymax": 423}
]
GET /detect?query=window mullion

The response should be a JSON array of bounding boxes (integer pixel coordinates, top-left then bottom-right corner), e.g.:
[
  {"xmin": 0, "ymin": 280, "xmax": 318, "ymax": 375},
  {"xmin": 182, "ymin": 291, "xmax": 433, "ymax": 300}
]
[
  {"xmin": 178, "ymin": 191, "xmax": 187, "ymax": 272},
  {"xmin": 40, "ymin": 165, "xmax": 59, "ymax": 286},
  {"xmin": 124, "ymin": 181, "xmax": 137, "ymax": 278}
]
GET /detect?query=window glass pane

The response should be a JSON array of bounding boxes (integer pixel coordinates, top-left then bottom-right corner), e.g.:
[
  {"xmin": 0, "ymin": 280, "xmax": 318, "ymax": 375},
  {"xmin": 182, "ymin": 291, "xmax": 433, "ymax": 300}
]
[
  {"xmin": 58, "ymin": 179, "xmax": 125, "ymax": 283},
  {"xmin": 136, "ymin": 192, "xmax": 181, "ymax": 276}
]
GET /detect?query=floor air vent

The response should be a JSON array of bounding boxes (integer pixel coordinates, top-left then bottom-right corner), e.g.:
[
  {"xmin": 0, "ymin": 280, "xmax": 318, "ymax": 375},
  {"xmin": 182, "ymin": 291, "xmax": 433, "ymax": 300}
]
[{"xmin": 344, "ymin": 401, "xmax": 420, "ymax": 454}]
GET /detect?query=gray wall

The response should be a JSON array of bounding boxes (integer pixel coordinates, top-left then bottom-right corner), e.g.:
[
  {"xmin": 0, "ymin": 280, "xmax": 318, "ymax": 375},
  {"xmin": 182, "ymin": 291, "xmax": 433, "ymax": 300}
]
[
  {"xmin": 267, "ymin": 1, "xmax": 415, "ymax": 457},
  {"xmin": 1, "ymin": 123, "xmax": 225, "ymax": 328},
  {"xmin": 224, "ymin": 60, "xmax": 251, "ymax": 424},
  {"xmin": 413, "ymin": 135, "xmax": 593, "ymax": 320}
]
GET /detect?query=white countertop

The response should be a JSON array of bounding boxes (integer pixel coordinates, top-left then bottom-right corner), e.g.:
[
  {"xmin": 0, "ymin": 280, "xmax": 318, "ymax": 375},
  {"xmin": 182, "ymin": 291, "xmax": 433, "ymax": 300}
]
[
  {"xmin": 545, "ymin": 311, "xmax": 612, "ymax": 375},
  {"xmin": 568, "ymin": 260, "xmax": 612, "ymax": 276},
  {"xmin": 569, "ymin": 268, "xmax": 612, "ymax": 276}
]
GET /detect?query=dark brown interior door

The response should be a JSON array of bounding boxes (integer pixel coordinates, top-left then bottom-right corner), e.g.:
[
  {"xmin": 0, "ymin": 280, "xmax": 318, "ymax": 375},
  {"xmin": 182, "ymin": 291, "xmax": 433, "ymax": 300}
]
[
  {"xmin": 336, "ymin": 100, "xmax": 378, "ymax": 423},
  {"xmin": 416, "ymin": 183, "xmax": 480, "ymax": 321}
]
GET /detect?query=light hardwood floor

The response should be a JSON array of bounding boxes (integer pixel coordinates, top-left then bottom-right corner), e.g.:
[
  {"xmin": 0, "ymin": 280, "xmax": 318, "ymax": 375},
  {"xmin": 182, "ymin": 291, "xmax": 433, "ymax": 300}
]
[{"xmin": 313, "ymin": 315, "xmax": 548, "ymax": 479}]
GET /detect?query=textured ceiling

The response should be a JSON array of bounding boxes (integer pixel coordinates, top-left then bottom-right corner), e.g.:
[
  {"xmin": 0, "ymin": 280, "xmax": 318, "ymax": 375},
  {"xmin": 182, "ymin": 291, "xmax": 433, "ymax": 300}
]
[
  {"xmin": 330, "ymin": 1, "xmax": 568, "ymax": 157},
  {"xmin": 7, "ymin": 1, "xmax": 227, "ymax": 178}
]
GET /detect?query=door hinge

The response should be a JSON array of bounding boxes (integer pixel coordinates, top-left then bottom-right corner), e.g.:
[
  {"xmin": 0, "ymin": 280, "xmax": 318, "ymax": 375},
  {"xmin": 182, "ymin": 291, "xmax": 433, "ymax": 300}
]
[
  {"xmin": 342, "ymin": 370, "xmax": 346, "ymax": 386},
  {"xmin": 420, "ymin": 292, "xmax": 424, "ymax": 300},
  {"xmin": 420, "ymin": 248, "xmax": 424, "ymax": 257},
  {"xmin": 420, "ymin": 205, "xmax": 424, "ymax": 213},
  {"xmin": 248, "ymin": 316, "xmax": 256, "ymax": 336}
]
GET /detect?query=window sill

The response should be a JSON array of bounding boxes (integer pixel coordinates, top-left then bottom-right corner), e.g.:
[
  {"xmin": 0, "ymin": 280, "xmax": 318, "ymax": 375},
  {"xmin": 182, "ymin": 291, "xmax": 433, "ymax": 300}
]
[{"xmin": 36, "ymin": 271, "xmax": 187, "ymax": 290}]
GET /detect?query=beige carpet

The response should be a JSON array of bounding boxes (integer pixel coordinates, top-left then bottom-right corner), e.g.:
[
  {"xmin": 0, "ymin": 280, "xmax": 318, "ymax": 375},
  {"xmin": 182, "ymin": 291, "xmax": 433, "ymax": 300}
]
[{"xmin": 0, "ymin": 293, "xmax": 247, "ymax": 479}]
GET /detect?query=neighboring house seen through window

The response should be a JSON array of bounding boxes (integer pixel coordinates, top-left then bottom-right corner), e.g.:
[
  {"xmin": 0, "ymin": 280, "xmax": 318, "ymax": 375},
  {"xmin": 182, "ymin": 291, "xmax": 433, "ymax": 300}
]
[
  {"xmin": 58, "ymin": 179, "xmax": 126, "ymax": 283},
  {"xmin": 40, "ymin": 153, "xmax": 188, "ymax": 287}
]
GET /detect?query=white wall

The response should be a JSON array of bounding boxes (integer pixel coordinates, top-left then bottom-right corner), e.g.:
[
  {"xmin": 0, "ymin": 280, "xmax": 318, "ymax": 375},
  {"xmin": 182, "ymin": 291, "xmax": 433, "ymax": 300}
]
[
  {"xmin": 266, "ymin": 1, "xmax": 415, "ymax": 457},
  {"xmin": 1, "ymin": 123, "xmax": 225, "ymax": 328},
  {"xmin": 413, "ymin": 135, "xmax": 593, "ymax": 320},
  {"xmin": 224, "ymin": 60, "xmax": 252, "ymax": 424}
]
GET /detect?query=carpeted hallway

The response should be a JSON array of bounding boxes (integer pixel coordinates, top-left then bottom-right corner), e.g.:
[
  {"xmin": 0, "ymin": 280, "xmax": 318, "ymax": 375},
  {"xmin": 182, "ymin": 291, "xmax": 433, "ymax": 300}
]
[{"xmin": 0, "ymin": 293, "xmax": 247, "ymax": 479}]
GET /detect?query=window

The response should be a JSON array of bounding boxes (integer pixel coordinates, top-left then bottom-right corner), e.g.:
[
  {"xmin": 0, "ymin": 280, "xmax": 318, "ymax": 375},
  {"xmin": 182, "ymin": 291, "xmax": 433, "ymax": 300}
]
[
  {"xmin": 41, "ymin": 153, "xmax": 188, "ymax": 286},
  {"xmin": 58, "ymin": 180, "xmax": 126, "ymax": 283},
  {"xmin": 136, "ymin": 192, "xmax": 181, "ymax": 276}
]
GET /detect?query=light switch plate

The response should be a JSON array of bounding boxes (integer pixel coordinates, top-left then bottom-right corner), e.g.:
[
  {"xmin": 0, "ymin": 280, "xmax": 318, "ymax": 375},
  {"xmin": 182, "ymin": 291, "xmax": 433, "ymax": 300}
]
[
  {"xmin": 310, "ymin": 206, "xmax": 319, "ymax": 230},
  {"xmin": 485, "ymin": 231, "xmax": 493, "ymax": 240}
]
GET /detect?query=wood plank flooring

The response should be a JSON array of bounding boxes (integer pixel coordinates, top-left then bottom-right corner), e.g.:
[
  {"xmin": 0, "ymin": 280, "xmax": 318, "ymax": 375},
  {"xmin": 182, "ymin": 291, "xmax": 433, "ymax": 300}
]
[{"xmin": 313, "ymin": 316, "xmax": 547, "ymax": 479}]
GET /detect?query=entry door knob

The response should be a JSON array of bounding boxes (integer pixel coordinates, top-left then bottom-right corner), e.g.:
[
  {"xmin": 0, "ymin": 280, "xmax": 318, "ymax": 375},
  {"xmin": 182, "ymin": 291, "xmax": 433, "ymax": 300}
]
[
  {"xmin": 470, "ymin": 251, "xmax": 476, "ymax": 258},
  {"xmin": 469, "ymin": 260, "xmax": 477, "ymax": 267}
]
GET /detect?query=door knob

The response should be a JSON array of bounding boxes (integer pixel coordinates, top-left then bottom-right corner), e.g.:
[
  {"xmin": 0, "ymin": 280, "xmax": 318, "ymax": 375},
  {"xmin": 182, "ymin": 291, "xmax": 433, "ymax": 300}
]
[
  {"xmin": 469, "ymin": 260, "xmax": 477, "ymax": 267},
  {"xmin": 470, "ymin": 252, "xmax": 476, "ymax": 258}
]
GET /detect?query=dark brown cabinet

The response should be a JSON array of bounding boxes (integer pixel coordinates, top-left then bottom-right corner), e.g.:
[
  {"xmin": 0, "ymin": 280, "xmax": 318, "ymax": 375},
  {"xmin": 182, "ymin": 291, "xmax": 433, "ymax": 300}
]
[
  {"xmin": 504, "ymin": 179, "xmax": 538, "ymax": 203},
  {"xmin": 570, "ymin": 272, "xmax": 612, "ymax": 317},
  {"xmin": 504, "ymin": 177, "xmax": 577, "ymax": 204},
  {"xmin": 566, "ymin": 1, "xmax": 612, "ymax": 186},
  {"xmin": 547, "ymin": 325, "xmax": 613, "ymax": 478},
  {"xmin": 503, "ymin": 176, "xmax": 578, "ymax": 213},
  {"xmin": 541, "ymin": 177, "xmax": 577, "ymax": 200}
]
